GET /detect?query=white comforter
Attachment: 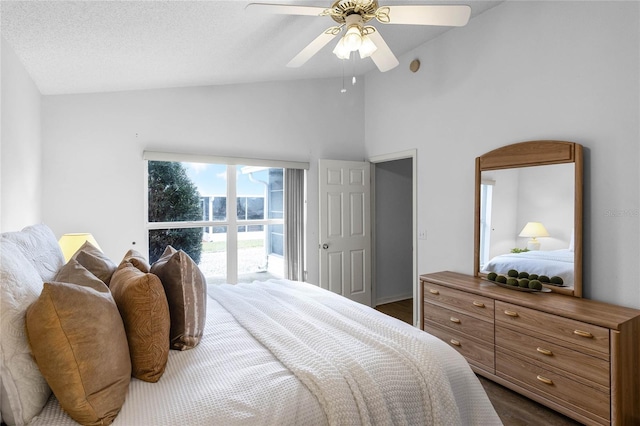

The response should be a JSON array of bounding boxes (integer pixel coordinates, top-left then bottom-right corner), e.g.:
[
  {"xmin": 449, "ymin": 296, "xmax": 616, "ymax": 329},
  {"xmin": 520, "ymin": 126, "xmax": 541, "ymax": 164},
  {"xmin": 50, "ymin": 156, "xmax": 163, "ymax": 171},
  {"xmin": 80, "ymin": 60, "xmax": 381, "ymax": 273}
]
[
  {"xmin": 482, "ymin": 249, "xmax": 574, "ymax": 287},
  {"xmin": 31, "ymin": 279, "xmax": 501, "ymax": 426}
]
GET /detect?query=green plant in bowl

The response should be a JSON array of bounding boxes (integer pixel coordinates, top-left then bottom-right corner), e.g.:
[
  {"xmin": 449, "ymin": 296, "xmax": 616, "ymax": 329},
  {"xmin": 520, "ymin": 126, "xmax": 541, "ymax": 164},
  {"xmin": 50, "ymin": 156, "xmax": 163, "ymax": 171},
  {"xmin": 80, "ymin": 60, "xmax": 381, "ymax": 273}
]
[
  {"xmin": 506, "ymin": 278, "xmax": 519, "ymax": 286},
  {"xmin": 529, "ymin": 280, "xmax": 543, "ymax": 290},
  {"xmin": 550, "ymin": 276, "xmax": 564, "ymax": 285}
]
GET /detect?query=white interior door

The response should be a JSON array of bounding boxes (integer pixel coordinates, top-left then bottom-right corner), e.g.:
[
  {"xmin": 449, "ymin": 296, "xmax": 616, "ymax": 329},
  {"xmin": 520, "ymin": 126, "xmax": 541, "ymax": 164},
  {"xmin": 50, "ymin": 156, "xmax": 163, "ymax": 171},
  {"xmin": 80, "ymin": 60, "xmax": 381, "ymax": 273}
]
[{"xmin": 318, "ymin": 159, "xmax": 371, "ymax": 306}]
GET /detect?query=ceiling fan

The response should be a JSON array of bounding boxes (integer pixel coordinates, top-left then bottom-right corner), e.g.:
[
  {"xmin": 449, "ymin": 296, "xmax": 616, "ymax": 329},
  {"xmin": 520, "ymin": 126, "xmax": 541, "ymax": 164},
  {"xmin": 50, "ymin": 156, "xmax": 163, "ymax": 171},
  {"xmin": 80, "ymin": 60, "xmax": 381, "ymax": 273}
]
[{"xmin": 246, "ymin": 0, "xmax": 471, "ymax": 72}]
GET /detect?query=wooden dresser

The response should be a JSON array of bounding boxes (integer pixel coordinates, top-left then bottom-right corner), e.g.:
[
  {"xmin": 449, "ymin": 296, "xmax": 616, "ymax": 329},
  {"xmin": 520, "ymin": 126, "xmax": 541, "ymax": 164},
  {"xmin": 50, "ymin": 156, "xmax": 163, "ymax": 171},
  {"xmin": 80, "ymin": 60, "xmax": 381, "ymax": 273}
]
[{"xmin": 420, "ymin": 271, "xmax": 640, "ymax": 426}]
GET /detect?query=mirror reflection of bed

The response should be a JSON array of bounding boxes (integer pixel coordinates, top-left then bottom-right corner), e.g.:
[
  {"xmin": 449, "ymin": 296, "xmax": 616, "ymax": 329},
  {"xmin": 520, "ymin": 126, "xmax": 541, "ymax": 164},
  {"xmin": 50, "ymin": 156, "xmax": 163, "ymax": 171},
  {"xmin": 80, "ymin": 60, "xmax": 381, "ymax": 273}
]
[
  {"xmin": 479, "ymin": 163, "xmax": 575, "ymax": 288},
  {"xmin": 474, "ymin": 140, "xmax": 583, "ymax": 297}
]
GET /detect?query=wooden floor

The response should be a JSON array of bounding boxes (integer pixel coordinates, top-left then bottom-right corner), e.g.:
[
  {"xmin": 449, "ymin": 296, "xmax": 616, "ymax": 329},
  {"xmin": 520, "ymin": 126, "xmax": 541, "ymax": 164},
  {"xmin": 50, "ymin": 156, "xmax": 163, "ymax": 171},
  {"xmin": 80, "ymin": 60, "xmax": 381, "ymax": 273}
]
[
  {"xmin": 374, "ymin": 299, "xmax": 582, "ymax": 426},
  {"xmin": 374, "ymin": 298, "xmax": 413, "ymax": 324}
]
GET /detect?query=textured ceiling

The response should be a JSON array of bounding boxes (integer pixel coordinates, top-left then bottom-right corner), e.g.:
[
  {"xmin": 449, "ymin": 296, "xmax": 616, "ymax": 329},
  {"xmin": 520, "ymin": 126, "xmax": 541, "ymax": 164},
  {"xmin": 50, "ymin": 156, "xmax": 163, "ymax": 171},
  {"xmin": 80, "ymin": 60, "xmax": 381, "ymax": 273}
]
[{"xmin": 1, "ymin": 0, "xmax": 502, "ymax": 95}]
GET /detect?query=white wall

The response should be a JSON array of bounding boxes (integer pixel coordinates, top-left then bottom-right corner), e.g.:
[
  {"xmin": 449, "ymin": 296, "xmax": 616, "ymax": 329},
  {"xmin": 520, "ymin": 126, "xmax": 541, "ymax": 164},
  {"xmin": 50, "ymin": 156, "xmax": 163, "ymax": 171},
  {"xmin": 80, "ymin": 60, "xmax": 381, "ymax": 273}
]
[
  {"xmin": 42, "ymin": 79, "xmax": 365, "ymax": 285},
  {"xmin": 515, "ymin": 164, "xmax": 574, "ymax": 251},
  {"xmin": 364, "ymin": 1, "xmax": 640, "ymax": 307},
  {"xmin": 1, "ymin": 38, "xmax": 42, "ymax": 231}
]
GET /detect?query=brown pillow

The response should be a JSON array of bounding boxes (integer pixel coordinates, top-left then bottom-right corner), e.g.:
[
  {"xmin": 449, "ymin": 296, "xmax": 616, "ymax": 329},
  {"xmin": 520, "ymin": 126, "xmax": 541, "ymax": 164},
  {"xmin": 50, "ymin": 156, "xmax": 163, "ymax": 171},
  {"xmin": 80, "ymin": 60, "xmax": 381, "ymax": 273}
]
[
  {"xmin": 121, "ymin": 249, "xmax": 151, "ymax": 273},
  {"xmin": 55, "ymin": 257, "xmax": 103, "ymax": 285},
  {"xmin": 110, "ymin": 262, "xmax": 170, "ymax": 382},
  {"xmin": 25, "ymin": 279, "xmax": 131, "ymax": 426},
  {"xmin": 150, "ymin": 246, "xmax": 206, "ymax": 350},
  {"xmin": 73, "ymin": 241, "xmax": 117, "ymax": 286}
]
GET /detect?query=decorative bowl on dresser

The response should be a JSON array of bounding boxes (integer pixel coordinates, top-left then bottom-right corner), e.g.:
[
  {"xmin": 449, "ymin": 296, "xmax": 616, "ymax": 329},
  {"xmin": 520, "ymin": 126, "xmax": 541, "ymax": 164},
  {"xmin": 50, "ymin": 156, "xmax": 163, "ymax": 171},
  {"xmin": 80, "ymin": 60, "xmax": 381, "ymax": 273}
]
[{"xmin": 420, "ymin": 271, "xmax": 640, "ymax": 426}]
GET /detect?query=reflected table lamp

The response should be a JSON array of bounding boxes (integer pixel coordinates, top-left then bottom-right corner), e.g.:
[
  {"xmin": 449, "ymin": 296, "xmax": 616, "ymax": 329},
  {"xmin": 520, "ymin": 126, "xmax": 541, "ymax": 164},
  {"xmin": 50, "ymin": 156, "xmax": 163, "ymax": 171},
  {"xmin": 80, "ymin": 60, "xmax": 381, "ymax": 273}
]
[
  {"xmin": 58, "ymin": 233, "xmax": 101, "ymax": 262},
  {"xmin": 519, "ymin": 222, "xmax": 549, "ymax": 251}
]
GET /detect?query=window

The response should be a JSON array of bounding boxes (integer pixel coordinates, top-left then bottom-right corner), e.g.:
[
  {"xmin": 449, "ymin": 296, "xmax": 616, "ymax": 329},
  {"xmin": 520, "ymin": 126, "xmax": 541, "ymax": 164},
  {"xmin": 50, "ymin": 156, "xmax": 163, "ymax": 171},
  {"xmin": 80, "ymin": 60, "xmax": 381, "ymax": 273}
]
[
  {"xmin": 479, "ymin": 180, "xmax": 494, "ymax": 268},
  {"xmin": 144, "ymin": 152, "xmax": 308, "ymax": 285}
]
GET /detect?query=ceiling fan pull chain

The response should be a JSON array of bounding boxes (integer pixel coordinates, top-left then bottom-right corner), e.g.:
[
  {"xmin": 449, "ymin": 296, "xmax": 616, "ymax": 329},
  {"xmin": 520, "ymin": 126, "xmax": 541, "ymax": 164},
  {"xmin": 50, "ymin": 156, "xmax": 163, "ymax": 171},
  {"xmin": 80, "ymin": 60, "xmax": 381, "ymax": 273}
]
[
  {"xmin": 341, "ymin": 59, "xmax": 347, "ymax": 93},
  {"xmin": 352, "ymin": 54, "xmax": 357, "ymax": 86}
]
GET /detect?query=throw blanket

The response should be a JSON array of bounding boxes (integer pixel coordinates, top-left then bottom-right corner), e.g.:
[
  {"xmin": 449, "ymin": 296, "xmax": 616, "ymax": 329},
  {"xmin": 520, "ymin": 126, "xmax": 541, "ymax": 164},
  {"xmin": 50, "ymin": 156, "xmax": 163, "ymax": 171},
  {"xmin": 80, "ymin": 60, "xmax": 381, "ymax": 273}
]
[{"xmin": 209, "ymin": 280, "xmax": 462, "ymax": 426}]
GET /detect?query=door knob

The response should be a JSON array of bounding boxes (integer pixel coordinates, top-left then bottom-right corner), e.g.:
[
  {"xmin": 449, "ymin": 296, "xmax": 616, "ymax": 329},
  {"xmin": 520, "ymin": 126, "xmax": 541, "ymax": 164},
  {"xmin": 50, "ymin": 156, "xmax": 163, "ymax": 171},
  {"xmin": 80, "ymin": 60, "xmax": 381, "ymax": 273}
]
[{"xmin": 322, "ymin": 243, "xmax": 329, "ymax": 250}]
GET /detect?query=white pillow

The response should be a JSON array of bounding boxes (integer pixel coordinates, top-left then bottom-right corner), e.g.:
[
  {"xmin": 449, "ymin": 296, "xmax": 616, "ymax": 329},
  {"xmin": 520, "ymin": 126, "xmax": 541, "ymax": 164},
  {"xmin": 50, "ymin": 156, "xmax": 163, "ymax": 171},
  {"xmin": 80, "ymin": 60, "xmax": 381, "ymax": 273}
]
[
  {"xmin": 568, "ymin": 229, "xmax": 575, "ymax": 252},
  {"xmin": 1, "ymin": 224, "xmax": 64, "ymax": 282},
  {"xmin": 0, "ymin": 241, "xmax": 52, "ymax": 425}
]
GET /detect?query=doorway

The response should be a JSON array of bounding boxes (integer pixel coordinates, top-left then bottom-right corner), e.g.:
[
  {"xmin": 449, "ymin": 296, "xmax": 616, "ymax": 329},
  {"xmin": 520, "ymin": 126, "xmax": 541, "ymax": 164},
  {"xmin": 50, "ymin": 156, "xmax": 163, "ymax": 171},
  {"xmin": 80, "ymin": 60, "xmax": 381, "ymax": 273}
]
[{"xmin": 370, "ymin": 150, "xmax": 416, "ymax": 326}]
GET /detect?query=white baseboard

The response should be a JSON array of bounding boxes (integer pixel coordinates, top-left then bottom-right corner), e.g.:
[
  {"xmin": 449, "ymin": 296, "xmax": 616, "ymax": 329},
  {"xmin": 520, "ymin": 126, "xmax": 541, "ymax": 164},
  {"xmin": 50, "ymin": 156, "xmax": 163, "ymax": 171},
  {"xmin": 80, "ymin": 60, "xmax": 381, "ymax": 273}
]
[{"xmin": 375, "ymin": 293, "xmax": 413, "ymax": 306}]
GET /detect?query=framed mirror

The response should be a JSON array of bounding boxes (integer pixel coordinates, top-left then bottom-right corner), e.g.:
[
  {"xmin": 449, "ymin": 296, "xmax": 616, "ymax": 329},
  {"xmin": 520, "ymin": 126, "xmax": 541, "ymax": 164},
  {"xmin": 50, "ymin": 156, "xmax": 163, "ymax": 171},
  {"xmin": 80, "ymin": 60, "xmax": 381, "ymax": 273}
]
[{"xmin": 474, "ymin": 140, "xmax": 583, "ymax": 297}]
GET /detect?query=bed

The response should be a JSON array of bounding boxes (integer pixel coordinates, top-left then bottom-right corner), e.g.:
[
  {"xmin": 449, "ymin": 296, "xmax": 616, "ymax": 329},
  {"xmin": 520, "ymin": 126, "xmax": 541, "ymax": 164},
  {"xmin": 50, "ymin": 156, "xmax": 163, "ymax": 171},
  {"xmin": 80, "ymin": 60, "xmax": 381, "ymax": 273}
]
[
  {"xmin": 1, "ymin": 224, "xmax": 502, "ymax": 426},
  {"xmin": 481, "ymin": 249, "xmax": 574, "ymax": 287}
]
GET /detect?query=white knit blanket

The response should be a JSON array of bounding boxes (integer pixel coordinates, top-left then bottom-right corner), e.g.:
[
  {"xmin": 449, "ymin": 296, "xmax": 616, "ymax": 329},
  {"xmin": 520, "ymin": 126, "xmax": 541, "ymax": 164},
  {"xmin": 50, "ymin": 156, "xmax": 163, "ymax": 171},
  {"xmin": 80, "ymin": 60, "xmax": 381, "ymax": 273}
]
[{"xmin": 209, "ymin": 280, "xmax": 462, "ymax": 426}]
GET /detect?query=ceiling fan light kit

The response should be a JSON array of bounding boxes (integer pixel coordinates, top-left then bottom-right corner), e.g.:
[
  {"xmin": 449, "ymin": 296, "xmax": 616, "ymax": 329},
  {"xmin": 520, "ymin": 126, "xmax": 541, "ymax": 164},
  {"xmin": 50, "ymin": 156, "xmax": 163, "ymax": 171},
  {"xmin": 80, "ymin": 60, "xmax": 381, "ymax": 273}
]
[
  {"xmin": 332, "ymin": 14, "xmax": 378, "ymax": 60},
  {"xmin": 343, "ymin": 15, "xmax": 364, "ymax": 50},
  {"xmin": 247, "ymin": 0, "xmax": 471, "ymax": 72},
  {"xmin": 358, "ymin": 35, "xmax": 377, "ymax": 59}
]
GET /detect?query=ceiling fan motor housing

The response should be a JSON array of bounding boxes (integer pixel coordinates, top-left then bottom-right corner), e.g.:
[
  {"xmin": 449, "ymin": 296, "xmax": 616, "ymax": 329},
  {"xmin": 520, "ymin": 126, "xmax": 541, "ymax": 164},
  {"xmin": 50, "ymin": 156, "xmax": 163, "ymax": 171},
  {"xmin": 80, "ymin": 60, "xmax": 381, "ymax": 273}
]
[{"xmin": 329, "ymin": 0, "xmax": 379, "ymax": 24}]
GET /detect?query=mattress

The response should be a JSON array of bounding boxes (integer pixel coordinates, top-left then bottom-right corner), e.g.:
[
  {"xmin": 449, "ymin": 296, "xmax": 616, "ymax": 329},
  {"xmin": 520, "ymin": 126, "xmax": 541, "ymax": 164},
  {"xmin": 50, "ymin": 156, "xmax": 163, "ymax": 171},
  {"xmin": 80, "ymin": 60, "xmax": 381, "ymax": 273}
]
[{"xmin": 30, "ymin": 280, "xmax": 501, "ymax": 425}]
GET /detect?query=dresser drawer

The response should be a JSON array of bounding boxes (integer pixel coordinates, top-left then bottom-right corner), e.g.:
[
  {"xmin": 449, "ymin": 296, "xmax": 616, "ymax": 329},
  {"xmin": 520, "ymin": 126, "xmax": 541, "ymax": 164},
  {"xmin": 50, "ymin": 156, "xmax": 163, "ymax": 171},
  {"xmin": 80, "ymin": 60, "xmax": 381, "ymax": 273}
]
[
  {"xmin": 424, "ymin": 322, "xmax": 494, "ymax": 372},
  {"xmin": 495, "ymin": 301, "xmax": 609, "ymax": 358},
  {"xmin": 496, "ymin": 326, "xmax": 609, "ymax": 388},
  {"xmin": 424, "ymin": 302, "xmax": 494, "ymax": 344},
  {"xmin": 423, "ymin": 282, "xmax": 494, "ymax": 321},
  {"xmin": 496, "ymin": 350, "xmax": 610, "ymax": 422}
]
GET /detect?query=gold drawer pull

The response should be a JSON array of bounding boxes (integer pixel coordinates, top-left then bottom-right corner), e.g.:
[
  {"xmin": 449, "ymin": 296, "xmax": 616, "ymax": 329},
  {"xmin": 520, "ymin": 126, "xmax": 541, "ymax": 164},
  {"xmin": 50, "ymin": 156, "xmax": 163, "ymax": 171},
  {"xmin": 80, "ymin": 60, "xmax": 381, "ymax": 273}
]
[
  {"xmin": 504, "ymin": 310, "xmax": 519, "ymax": 317},
  {"xmin": 574, "ymin": 329, "xmax": 594, "ymax": 338},
  {"xmin": 472, "ymin": 301, "xmax": 485, "ymax": 308},
  {"xmin": 450, "ymin": 317, "xmax": 461, "ymax": 324},
  {"xmin": 536, "ymin": 347, "xmax": 553, "ymax": 356},
  {"xmin": 429, "ymin": 289, "xmax": 440, "ymax": 295},
  {"xmin": 536, "ymin": 375, "xmax": 554, "ymax": 385},
  {"xmin": 450, "ymin": 339, "xmax": 461, "ymax": 346}
]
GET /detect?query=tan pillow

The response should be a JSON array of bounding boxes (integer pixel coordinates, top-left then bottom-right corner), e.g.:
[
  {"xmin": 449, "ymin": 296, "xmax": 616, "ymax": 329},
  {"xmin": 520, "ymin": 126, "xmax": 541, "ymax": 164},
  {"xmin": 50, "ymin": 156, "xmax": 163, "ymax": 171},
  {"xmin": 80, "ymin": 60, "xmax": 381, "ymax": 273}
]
[
  {"xmin": 110, "ymin": 262, "xmax": 170, "ymax": 382},
  {"xmin": 121, "ymin": 249, "xmax": 151, "ymax": 273},
  {"xmin": 25, "ymin": 279, "xmax": 131, "ymax": 426},
  {"xmin": 72, "ymin": 241, "xmax": 117, "ymax": 285},
  {"xmin": 55, "ymin": 257, "xmax": 103, "ymax": 285},
  {"xmin": 150, "ymin": 246, "xmax": 206, "ymax": 350}
]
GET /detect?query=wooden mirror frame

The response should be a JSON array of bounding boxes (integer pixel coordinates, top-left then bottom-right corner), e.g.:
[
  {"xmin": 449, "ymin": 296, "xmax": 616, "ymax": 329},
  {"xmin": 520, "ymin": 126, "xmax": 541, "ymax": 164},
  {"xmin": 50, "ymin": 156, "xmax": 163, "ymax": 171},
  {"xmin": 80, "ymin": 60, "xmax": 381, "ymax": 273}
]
[{"xmin": 474, "ymin": 140, "xmax": 583, "ymax": 297}]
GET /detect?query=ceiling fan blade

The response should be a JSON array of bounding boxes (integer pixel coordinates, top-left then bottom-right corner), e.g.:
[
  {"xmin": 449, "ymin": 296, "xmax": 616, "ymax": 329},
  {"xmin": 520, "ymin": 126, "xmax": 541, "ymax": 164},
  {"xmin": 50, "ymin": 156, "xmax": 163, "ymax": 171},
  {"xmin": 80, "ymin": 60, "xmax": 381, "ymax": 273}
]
[
  {"xmin": 245, "ymin": 3, "xmax": 327, "ymax": 16},
  {"xmin": 368, "ymin": 30, "xmax": 399, "ymax": 72},
  {"xmin": 380, "ymin": 5, "xmax": 471, "ymax": 27},
  {"xmin": 287, "ymin": 28, "xmax": 340, "ymax": 68}
]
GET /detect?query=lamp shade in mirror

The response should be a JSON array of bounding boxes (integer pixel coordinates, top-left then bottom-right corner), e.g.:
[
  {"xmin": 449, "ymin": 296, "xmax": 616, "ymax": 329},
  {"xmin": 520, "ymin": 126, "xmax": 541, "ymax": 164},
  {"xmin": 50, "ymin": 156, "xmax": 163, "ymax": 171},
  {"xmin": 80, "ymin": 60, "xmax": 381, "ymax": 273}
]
[{"xmin": 518, "ymin": 222, "xmax": 550, "ymax": 251}]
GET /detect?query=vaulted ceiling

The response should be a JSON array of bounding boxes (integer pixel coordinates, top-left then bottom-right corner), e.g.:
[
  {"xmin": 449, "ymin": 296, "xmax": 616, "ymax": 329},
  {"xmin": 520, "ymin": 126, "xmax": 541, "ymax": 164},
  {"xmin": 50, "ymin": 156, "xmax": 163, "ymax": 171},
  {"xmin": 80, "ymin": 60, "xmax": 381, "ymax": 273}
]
[{"xmin": 1, "ymin": 0, "xmax": 501, "ymax": 95}]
